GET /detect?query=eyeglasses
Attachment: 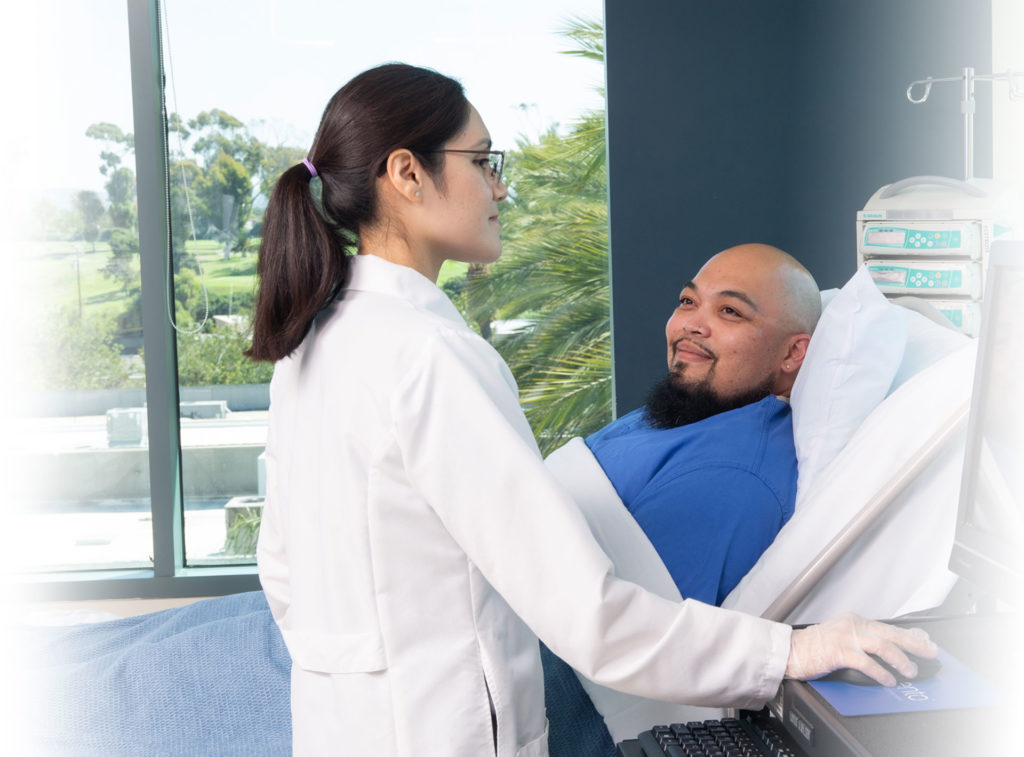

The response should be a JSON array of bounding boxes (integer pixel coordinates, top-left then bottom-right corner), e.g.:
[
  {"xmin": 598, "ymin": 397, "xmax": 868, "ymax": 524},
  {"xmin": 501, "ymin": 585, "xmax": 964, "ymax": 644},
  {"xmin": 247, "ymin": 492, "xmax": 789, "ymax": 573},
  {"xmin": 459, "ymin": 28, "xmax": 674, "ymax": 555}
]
[{"xmin": 429, "ymin": 149, "xmax": 505, "ymax": 184}]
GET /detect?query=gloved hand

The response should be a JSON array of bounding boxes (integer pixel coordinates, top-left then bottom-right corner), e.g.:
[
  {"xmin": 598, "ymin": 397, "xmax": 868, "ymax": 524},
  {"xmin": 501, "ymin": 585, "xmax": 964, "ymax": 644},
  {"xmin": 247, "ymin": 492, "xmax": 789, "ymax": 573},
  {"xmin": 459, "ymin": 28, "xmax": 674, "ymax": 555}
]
[{"xmin": 785, "ymin": 612, "xmax": 938, "ymax": 686}]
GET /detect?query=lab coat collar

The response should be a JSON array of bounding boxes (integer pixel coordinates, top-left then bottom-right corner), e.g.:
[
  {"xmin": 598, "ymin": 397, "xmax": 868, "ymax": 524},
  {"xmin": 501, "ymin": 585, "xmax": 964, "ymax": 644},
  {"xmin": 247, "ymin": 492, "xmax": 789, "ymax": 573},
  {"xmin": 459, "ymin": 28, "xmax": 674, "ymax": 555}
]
[{"xmin": 345, "ymin": 253, "xmax": 467, "ymax": 328}]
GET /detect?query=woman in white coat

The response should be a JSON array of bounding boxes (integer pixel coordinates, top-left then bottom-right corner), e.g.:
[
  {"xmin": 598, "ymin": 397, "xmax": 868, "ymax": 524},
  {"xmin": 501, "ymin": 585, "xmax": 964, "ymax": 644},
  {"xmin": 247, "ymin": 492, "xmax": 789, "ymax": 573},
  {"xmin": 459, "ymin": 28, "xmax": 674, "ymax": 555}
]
[{"xmin": 247, "ymin": 63, "xmax": 936, "ymax": 757}]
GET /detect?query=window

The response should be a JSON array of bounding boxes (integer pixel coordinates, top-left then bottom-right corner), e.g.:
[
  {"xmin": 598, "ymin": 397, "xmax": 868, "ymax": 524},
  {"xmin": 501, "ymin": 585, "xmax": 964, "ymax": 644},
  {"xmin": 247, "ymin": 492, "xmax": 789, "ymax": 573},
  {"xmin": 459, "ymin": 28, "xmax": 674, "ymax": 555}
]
[
  {"xmin": 13, "ymin": 1, "xmax": 153, "ymax": 575},
  {"xmin": 14, "ymin": 0, "xmax": 608, "ymax": 599},
  {"xmin": 160, "ymin": 0, "xmax": 609, "ymax": 567}
]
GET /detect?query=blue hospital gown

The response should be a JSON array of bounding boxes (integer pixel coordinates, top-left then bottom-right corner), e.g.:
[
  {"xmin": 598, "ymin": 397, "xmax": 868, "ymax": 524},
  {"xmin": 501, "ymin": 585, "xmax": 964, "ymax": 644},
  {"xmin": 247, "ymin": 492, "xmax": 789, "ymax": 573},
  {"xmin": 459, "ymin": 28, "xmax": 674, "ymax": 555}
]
[{"xmin": 586, "ymin": 395, "xmax": 798, "ymax": 605}]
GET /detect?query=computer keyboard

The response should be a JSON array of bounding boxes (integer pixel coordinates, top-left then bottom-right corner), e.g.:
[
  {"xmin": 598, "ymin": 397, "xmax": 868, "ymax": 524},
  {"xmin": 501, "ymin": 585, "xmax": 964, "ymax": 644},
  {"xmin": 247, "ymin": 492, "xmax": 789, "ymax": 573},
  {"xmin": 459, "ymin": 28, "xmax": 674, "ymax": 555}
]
[{"xmin": 616, "ymin": 714, "xmax": 805, "ymax": 757}]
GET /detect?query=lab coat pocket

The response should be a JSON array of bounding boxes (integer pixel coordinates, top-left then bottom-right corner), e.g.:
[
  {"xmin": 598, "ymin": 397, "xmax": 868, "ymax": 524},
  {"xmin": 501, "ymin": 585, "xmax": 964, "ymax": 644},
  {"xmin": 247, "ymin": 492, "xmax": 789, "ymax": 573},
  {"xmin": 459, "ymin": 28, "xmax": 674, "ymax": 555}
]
[
  {"xmin": 515, "ymin": 721, "xmax": 549, "ymax": 757},
  {"xmin": 281, "ymin": 628, "xmax": 388, "ymax": 673}
]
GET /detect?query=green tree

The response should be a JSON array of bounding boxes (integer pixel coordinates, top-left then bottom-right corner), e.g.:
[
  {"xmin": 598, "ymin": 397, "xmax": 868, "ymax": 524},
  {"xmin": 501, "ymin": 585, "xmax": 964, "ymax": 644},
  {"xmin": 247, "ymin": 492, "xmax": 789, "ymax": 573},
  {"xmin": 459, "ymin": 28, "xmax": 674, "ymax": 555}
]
[
  {"xmin": 105, "ymin": 166, "xmax": 138, "ymax": 229},
  {"xmin": 104, "ymin": 227, "xmax": 141, "ymax": 294},
  {"xmin": 85, "ymin": 122, "xmax": 138, "ymax": 230},
  {"xmin": 85, "ymin": 122, "xmax": 134, "ymax": 176},
  {"xmin": 169, "ymin": 108, "xmax": 296, "ymax": 259},
  {"xmin": 30, "ymin": 309, "xmax": 133, "ymax": 390},
  {"xmin": 173, "ymin": 267, "xmax": 206, "ymax": 324},
  {"xmin": 168, "ymin": 159, "xmax": 204, "ymax": 272},
  {"xmin": 464, "ymin": 17, "xmax": 611, "ymax": 454},
  {"xmin": 193, "ymin": 151, "xmax": 253, "ymax": 259},
  {"xmin": 176, "ymin": 324, "xmax": 273, "ymax": 386},
  {"xmin": 74, "ymin": 190, "xmax": 105, "ymax": 252},
  {"xmin": 92, "ymin": 110, "xmax": 300, "ymax": 266},
  {"xmin": 256, "ymin": 143, "xmax": 308, "ymax": 202},
  {"xmin": 189, "ymin": 109, "xmax": 254, "ymax": 167}
]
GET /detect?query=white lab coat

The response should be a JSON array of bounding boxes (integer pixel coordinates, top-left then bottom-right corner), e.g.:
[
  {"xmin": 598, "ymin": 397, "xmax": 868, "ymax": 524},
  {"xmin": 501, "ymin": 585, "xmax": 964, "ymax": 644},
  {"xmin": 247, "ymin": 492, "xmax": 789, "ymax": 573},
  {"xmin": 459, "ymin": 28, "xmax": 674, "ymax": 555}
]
[{"xmin": 257, "ymin": 254, "xmax": 791, "ymax": 757}]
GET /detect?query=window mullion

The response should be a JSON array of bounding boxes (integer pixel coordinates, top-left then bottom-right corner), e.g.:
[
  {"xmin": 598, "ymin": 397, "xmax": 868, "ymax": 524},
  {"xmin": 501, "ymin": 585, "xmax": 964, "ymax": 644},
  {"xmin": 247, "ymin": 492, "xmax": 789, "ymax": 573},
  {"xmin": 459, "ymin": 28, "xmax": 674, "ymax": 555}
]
[{"xmin": 127, "ymin": 0, "xmax": 184, "ymax": 578}]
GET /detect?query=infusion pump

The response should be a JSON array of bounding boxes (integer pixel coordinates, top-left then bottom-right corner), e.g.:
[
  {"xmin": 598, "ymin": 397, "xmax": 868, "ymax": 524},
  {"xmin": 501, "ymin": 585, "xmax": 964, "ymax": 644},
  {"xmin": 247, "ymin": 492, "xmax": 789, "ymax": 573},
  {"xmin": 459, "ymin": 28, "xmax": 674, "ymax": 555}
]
[{"xmin": 856, "ymin": 176, "xmax": 1020, "ymax": 335}]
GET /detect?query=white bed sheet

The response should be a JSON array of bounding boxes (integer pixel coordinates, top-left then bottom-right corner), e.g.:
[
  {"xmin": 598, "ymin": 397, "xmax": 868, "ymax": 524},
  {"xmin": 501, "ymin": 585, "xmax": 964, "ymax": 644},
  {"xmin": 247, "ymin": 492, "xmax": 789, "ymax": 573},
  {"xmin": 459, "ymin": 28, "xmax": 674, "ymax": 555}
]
[{"xmin": 723, "ymin": 340, "xmax": 976, "ymax": 624}]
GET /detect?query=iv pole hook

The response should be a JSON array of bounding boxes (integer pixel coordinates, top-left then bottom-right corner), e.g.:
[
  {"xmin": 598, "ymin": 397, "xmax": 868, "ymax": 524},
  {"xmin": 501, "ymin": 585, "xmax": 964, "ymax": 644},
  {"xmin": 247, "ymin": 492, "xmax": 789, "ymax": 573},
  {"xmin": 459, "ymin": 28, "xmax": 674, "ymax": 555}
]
[{"xmin": 906, "ymin": 77, "xmax": 933, "ymax": 104}]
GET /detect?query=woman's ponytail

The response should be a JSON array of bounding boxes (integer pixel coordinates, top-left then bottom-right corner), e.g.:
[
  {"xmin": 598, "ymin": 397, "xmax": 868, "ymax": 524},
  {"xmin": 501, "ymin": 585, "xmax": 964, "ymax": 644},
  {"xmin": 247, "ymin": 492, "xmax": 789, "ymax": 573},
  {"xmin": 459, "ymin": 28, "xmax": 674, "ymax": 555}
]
[{"xmin": 246, "ymin": 161, "xmax": 348, "ymax": 362}]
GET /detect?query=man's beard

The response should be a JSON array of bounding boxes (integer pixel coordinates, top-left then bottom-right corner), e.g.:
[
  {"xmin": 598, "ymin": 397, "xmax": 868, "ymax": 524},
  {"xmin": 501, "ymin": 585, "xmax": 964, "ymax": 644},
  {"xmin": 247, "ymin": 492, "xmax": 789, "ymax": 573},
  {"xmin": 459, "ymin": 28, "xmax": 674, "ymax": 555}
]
[{"xmin": 642, "ymin": 372, "xmax": 775, "ymax": 429}]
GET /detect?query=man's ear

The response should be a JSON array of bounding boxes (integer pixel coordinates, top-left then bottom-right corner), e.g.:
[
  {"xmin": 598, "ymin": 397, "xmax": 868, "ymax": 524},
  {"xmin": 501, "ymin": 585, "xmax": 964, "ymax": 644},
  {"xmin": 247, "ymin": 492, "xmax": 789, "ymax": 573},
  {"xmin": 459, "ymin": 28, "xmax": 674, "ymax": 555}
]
[
  {"xmin": 383, "ymin": 148, "xmax": 425, "ymax": 202},
  {"xmin": 780, "ymin": 333, "xmax": 811, "ymax": 375}
]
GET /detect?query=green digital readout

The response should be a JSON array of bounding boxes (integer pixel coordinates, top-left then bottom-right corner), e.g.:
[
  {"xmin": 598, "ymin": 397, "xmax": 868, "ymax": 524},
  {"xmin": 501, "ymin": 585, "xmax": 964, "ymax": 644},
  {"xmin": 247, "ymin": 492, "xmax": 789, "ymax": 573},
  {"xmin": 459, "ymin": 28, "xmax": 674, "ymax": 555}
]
[
  {"xmin": 863, "ymin": 227, "xmax": 962, "ymax": 250},
  {"xmin": 868, "ymin": 265, "xmax": 964, "ymax": 289}
]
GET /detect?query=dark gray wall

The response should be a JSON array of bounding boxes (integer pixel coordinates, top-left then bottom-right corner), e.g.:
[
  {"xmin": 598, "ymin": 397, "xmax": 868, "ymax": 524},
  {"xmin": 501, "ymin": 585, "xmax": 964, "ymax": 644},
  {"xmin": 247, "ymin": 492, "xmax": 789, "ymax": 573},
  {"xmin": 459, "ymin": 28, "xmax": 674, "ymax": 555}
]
[{"xmin": 605, "ymin": 0, "xmax": 992, "ymax": 414}]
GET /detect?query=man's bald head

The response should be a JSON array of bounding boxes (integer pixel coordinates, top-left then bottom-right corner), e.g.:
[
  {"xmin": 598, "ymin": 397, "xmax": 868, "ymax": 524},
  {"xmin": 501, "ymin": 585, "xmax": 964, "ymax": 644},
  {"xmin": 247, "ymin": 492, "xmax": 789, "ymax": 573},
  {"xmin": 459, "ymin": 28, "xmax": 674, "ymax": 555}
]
[
  {"xmin": 665, "ymin": 243, "xmax": 820, "ymax": 400},
  {"xmin": 700, "ymin": 244, "xmax": 821, "ymax": 336}
]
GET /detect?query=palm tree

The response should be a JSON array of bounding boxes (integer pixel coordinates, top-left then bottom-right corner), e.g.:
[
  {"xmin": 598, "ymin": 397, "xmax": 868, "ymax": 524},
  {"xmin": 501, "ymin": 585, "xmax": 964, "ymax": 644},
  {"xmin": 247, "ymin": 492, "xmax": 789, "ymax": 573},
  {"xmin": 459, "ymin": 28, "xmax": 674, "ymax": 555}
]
[{"xmin": 465, "ymin": 17, "xmax": 611, "ymax": 455}]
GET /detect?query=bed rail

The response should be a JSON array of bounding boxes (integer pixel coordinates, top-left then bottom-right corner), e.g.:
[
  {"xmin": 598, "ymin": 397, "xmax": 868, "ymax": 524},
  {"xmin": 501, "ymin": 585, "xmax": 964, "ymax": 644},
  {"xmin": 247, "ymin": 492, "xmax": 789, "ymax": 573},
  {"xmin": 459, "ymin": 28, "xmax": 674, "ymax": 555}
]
[{"xmin": 761, "ymin": 402, "xmax": 970, "ymax": 623}]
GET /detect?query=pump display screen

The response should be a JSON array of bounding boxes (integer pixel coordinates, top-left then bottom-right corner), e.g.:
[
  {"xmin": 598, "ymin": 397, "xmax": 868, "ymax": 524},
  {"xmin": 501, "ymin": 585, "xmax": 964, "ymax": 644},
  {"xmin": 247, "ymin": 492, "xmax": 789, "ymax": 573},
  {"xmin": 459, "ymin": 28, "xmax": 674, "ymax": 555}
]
[
  {"xmin": 862, "ymin": 226, "xmax": 964, "ymax": 250},
  {"xmin": 869, "ymin": 267, "xmax": 907, "ymax": 285},
  {"xmin": 865, "ymin": 229, "xmax": 907, "ymax": 246}
]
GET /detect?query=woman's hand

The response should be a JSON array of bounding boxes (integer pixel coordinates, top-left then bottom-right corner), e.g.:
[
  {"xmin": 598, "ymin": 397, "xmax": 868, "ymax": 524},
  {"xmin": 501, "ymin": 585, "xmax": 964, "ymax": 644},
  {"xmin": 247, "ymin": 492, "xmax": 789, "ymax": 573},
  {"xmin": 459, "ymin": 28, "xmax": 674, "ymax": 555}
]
[{"xmin": 785, "ymin": 612, "xmax": 938, "ymax": 686}]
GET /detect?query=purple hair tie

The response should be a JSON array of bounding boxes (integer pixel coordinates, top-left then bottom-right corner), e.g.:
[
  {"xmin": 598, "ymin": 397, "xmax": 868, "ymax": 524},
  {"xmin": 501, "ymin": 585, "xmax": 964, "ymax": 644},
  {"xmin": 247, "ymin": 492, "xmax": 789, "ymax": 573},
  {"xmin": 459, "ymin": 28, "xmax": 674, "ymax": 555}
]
[{"xmin": 301, "ymin": 157, "xmax": 318, "ymax": 179}]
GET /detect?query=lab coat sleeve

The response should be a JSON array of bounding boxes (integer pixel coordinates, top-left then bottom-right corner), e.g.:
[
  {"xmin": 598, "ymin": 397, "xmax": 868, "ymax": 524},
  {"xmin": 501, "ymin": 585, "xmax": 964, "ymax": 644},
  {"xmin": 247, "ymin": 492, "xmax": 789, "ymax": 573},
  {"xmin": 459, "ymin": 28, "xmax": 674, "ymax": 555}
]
[{"xmin": 393, "ymin": 329, "xmax": 790, "ymax": 709}]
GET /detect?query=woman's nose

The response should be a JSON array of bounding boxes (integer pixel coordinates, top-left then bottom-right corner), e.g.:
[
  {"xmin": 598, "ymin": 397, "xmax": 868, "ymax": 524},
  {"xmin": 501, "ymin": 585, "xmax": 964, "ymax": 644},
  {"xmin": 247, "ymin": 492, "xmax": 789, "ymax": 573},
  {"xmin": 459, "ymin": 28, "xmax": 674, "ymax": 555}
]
[{"xmin": 494, "ymin": 177, "xmax": 509, "ymax": 202}]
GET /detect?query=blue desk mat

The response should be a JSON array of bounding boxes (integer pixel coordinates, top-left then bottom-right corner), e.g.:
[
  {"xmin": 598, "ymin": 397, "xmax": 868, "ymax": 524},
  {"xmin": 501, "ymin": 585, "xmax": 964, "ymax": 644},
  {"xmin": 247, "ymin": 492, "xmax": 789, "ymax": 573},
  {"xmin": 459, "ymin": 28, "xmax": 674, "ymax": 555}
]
[{"xmin": 808, "ymin": 649, "xmax": 1005, "ymax": 717}]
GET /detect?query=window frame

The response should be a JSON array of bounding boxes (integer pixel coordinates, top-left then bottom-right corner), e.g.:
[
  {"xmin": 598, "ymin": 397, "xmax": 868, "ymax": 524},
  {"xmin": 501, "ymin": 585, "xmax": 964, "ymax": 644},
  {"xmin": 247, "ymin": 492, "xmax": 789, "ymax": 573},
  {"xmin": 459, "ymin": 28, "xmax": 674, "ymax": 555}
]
[{"xmin": 22, "ymin": 0, "xmax": 260, "ymax": 601}]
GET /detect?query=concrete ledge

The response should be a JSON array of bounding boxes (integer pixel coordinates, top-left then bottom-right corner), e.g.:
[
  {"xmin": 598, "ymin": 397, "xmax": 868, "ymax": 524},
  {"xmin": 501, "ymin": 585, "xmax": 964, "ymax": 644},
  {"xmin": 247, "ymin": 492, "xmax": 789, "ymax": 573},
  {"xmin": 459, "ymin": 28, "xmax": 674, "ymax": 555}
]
[
  {"xmin": 179, "ymin": 400, "xmax": 229, "ymax": 419},
  {"xmin": 23, "ymin": 444, "xmax": 265, "ymax": 502},
  {"xmin": 106, "ymin": 407, "xmax": 147, "ymax": 445},
  {"xmin": 26, "ymin": 383, "xmax": 270, "ymax": 418}
]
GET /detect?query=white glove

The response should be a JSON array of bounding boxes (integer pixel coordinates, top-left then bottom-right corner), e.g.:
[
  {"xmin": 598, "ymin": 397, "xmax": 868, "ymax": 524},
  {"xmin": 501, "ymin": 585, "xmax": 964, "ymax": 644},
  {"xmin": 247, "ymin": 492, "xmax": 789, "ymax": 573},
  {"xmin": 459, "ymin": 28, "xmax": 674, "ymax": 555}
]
[{"xmin": 785, "ymin": 612, "xmax": 938, "ymax": 686}]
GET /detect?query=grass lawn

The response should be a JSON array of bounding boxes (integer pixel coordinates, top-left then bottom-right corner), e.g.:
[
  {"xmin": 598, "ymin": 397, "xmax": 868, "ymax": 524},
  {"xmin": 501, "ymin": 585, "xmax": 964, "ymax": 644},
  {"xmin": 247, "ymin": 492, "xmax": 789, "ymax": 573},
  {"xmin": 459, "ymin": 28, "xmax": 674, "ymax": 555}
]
[
  {"xmin": 23, "ymin": 239, "xmax": 472, "ymax": 324},
  {"xmin": 20, "ymin": 240, "xmax": 128, "ymax": 320},
  {"xmin": 183, "ymin": 240, "xmax": 259, "ymax": 301}
]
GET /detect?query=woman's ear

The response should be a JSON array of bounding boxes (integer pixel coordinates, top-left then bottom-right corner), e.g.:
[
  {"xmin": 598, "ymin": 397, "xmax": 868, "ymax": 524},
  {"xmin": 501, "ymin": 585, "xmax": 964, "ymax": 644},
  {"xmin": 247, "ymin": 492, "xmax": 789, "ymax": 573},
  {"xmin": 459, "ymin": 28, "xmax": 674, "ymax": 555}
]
[{"xmin": 383, "ymin": 148, "xmax": 425, "ymax": 203}]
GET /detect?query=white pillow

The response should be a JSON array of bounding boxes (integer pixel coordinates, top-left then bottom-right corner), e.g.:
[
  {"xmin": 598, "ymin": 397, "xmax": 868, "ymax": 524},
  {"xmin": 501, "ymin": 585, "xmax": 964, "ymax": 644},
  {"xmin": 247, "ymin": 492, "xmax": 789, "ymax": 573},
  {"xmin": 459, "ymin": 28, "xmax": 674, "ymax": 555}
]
[
  {"xmin": 791, "ymin": 266, "xmax": 907, "ymax": 492},
  {"xmin": 889, "ymin": 301, "xmax": 969, "ymax": 393}
]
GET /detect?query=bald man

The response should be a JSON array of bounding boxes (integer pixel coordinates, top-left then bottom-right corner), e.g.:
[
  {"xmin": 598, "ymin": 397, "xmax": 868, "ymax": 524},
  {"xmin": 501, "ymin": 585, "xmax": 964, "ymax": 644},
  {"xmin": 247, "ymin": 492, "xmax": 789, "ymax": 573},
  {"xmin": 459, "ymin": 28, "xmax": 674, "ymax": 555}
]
[
  {"xmin": 586, "ymin": 243, "xmax": 820, "ymax": 604},
  {"xmin": 540, "ymin": 244, "xmax": 823, "ymax": 755}
]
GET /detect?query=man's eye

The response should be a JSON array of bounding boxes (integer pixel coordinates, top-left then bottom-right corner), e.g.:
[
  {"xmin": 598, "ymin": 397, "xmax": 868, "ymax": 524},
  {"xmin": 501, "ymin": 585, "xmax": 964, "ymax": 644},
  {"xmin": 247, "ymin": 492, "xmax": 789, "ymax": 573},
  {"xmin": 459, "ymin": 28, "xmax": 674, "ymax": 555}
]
[
  {"xmin": 721, "ymin": 306, "xmax": 742, "ymax": 317},
  {"xmin": 679, "ymin": 296, "xmax": 694, "ymax": 306},
  {"xmin": 475, "ymin": 158, "xmax": 491, "ymax": 172}
]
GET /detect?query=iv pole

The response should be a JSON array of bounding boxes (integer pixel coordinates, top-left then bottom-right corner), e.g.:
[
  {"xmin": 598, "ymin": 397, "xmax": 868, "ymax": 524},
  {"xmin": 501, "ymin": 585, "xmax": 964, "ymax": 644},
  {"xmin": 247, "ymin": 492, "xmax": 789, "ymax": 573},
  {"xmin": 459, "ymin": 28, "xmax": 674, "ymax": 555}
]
[{"xmin": 906, "ymin": 67, "xmax": 1024, "ymax": 181}]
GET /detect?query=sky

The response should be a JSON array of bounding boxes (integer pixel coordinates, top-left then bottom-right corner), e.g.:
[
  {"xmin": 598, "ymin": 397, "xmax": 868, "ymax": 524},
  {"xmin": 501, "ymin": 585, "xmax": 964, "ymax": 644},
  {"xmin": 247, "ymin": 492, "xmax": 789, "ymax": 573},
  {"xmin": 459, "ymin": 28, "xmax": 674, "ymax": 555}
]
[
  {"xmin": 4, "ymin": 0, "xmax": 605, "ymax": 208},
  {"xmin": 0, "ymin": 0, "xmax": 603, "ymax": 389},
  {"xmin": 3, "ymin": 1, "xmax": 1019, "ymax": 234}
]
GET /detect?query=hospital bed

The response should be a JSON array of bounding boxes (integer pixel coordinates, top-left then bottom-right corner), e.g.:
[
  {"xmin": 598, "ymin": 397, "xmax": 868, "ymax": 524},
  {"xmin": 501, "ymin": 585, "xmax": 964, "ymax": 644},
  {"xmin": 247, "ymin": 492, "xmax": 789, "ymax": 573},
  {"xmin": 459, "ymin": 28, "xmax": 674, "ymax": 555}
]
[
  {"xmin": 13, "ymin": 267, "xmax": 975, "ymax": 756},
  {"xmin": 551, "ymin": 266, "xmax": 974, "ymax": 741}
]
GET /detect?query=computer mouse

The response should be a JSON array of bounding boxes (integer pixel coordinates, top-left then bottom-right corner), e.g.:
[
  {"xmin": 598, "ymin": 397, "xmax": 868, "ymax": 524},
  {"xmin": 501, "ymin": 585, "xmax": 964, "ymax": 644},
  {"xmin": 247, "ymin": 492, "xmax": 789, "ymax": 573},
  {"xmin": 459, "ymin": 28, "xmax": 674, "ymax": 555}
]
[{"xmin": 820, "ymin": 653, "xmax": 942, "ymax": 687}]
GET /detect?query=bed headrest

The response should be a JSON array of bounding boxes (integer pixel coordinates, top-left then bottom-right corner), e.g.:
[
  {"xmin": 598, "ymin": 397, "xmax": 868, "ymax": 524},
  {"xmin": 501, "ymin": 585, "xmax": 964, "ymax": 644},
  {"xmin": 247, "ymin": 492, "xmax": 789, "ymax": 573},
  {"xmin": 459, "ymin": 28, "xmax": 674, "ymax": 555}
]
[{"xmin": 791, "ymin": 266, "xmax": 969, "ymax": 493}]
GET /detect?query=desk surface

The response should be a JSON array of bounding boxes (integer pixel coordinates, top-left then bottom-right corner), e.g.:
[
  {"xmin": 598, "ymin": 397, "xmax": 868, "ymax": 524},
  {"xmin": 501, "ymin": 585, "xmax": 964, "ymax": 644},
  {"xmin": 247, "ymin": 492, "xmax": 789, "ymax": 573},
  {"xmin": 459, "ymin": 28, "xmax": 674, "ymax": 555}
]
[{"xmin": 776, "ymin": 613, "xmax": 1022, "ymax": 757}]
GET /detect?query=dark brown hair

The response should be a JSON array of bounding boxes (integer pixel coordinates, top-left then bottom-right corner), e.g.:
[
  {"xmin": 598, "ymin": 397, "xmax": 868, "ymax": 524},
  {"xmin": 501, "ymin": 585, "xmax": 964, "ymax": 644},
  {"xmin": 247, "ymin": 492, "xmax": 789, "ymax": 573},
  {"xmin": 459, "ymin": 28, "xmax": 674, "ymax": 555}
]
[{"xmin": 246, "ymin": 63, "xmax": 469, "ymax": 361}]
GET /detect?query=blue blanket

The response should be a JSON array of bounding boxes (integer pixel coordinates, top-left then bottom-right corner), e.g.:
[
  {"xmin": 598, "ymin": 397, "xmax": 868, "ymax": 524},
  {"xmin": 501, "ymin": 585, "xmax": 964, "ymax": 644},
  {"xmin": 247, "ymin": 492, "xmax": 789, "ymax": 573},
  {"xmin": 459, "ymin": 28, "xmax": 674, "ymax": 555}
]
[{"xmin": 19, "ymin": 591, "xmax": 613, "ymax": 756}]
